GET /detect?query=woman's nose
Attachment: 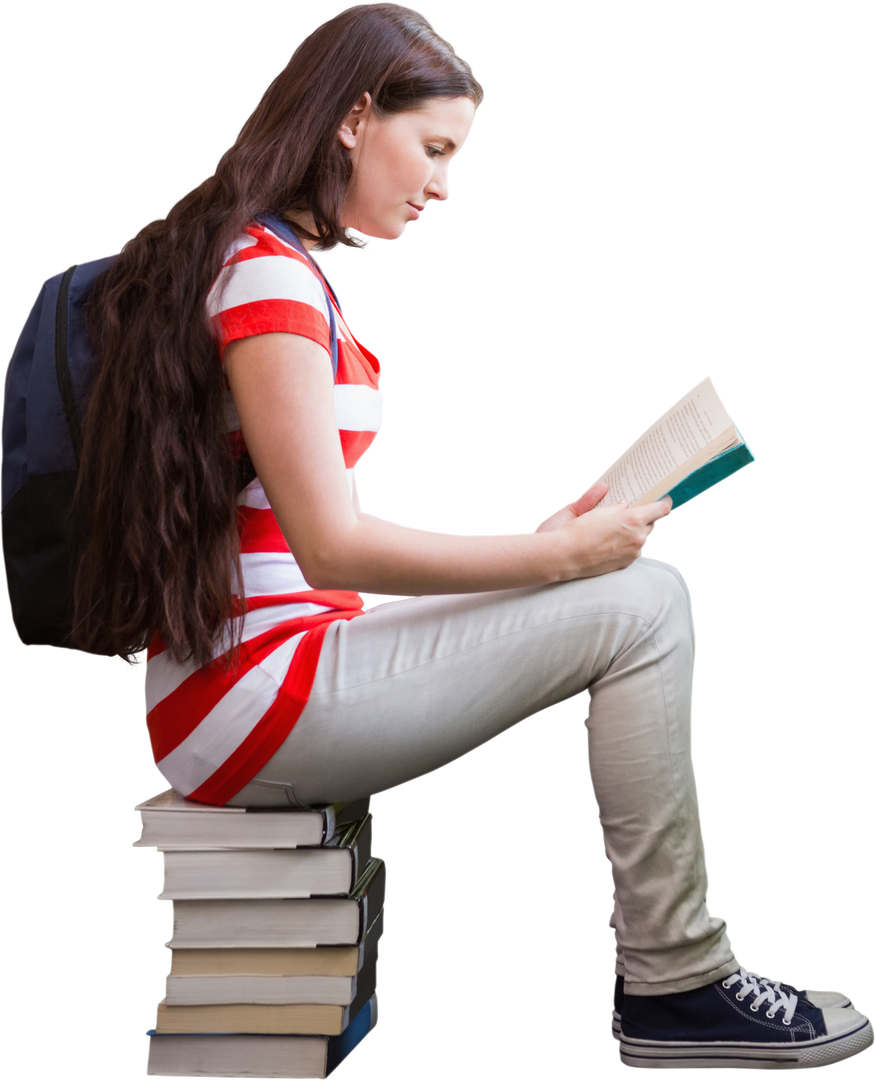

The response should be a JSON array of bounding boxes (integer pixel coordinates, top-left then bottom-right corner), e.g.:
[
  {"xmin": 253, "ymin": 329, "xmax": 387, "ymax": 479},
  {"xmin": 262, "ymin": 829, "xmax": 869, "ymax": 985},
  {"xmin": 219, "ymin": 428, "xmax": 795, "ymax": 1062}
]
[{"xmin": 425, "ymin": 166, "xmax": 449, "ymax": 201}]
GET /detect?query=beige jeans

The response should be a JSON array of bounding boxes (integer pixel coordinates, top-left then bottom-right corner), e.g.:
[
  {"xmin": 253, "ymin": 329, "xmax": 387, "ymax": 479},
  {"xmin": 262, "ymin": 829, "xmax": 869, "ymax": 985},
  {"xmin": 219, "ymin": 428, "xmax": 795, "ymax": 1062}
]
[{"xmin": 229, "ymin": 557, "xmax": 737, "ymax": 995}]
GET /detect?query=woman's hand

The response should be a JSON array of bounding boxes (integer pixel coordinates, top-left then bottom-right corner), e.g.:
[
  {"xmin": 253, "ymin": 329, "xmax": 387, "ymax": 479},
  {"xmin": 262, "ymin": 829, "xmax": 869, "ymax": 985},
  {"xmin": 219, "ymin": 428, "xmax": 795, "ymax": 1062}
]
[{"xmin": 537, "ymin": 483, "xmax": 672, "ymax": 578}]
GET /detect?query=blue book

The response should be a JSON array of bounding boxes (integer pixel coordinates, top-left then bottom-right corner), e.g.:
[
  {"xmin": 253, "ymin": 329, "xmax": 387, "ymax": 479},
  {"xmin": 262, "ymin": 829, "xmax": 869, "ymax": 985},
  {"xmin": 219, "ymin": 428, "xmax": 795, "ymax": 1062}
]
[
  {"xmin": 594, "ymin": 377, "xmax": 753, "ymax": 510},
  {"xmin": 146, "ymin": 993, "xmax": 377, "ymax": 1077}
]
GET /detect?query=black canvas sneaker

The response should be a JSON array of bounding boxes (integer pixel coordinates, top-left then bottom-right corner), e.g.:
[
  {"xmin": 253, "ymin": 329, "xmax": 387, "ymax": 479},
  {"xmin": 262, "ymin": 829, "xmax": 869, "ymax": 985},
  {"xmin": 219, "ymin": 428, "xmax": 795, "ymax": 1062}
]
[{"xmin": 618, "ymin": 969, "xmax": 872, "ymax": 1068}]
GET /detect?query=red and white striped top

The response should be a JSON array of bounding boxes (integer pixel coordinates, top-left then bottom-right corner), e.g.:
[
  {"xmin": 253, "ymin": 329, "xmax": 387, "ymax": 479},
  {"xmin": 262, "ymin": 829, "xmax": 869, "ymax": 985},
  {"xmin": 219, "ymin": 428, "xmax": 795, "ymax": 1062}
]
[{"xmin": 145, "ymin": 222, "xmax": 382, "ymax": 805}]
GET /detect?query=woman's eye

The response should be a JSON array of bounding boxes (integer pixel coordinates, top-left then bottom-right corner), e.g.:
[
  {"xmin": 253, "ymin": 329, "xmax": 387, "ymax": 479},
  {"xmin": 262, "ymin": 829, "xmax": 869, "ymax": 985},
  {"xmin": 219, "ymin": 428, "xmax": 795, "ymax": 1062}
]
[{"xmin": 426, "ymin": 146, "xmax": 445, "ymax": 159}]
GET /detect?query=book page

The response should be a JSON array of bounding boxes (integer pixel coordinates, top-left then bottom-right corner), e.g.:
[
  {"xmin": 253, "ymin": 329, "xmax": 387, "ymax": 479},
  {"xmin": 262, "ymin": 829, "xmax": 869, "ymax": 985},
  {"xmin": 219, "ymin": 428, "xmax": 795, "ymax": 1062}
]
[{"xmin": 594, "ymin": 377, "xmax": 739, "ymax": 507}]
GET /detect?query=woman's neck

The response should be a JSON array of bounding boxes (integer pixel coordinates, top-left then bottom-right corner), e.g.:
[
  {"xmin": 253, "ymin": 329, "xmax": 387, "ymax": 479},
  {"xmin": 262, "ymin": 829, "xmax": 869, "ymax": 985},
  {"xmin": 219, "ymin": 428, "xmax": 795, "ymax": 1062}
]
[{"xmin": 282, "ymin": 211, "xmax": 319, "ymax": 251}]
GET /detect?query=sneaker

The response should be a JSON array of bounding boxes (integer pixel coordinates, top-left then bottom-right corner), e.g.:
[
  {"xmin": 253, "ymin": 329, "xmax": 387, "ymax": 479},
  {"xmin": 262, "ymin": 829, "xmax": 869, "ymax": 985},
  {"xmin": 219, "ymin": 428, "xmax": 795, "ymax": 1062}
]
[
  {"xmin": 611, "ymin": 971, "xmax": 853, "ymax": 1040},
  {"xmin": 618, "ymin": 969, "xmax": 872, "ymax": 1068}
]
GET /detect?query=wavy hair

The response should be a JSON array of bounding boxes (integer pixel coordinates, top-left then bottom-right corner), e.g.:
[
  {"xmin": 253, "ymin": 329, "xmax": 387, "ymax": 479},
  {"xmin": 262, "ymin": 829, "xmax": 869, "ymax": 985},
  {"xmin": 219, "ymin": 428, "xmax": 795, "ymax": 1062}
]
[{"xmin": 73, "ymin": 4, "xmax": 482, "ymax": 665}]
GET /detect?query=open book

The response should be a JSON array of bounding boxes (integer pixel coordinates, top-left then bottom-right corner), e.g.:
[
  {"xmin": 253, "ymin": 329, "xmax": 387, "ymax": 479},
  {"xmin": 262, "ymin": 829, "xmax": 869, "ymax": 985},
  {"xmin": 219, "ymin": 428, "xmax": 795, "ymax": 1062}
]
[{"xmin": 594, "ymin": 377, "xmax": 753, "ymax": 509}]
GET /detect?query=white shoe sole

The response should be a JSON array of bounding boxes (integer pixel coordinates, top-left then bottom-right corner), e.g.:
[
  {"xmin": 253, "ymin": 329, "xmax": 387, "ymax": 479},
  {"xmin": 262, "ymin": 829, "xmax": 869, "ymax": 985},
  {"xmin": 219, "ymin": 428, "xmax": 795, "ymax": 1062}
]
[{"xmin": 618, "ymin": 1017, "xmax": 872, "ymax": 1069}]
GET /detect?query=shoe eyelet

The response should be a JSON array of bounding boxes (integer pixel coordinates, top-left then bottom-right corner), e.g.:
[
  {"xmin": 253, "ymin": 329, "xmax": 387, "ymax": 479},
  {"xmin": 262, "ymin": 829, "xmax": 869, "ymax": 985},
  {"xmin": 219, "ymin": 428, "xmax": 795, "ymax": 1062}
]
[
  {"xmin": 749, "ymin": 1004, "xmax": 759, "ymax": 1012},
  {"xmin": 766, "ymin": 1011, "xmax": 777, "ymax": 1020},
  {"xmin": 782, "ymin": 1018, "xmax": 792, "ymax": 1026},
  {"xmin": 735, "ymin": 993, "xmax": 745, "ymax": 1001},
  {"xmin": 722, "ymin": 980, "xmax": 732, "ymax": 989}
]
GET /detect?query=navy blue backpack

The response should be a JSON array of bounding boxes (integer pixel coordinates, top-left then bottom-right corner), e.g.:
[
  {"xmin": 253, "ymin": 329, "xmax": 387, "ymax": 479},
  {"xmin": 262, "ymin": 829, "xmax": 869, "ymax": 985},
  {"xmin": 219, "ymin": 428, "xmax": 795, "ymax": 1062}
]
[{"xmin": 2, "ymin": 214, "xmax": 339, "ymax": 651}]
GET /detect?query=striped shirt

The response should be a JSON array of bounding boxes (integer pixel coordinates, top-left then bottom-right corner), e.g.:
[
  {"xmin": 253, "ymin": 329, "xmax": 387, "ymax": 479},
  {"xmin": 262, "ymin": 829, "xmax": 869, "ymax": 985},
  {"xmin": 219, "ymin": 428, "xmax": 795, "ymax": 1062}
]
[{"xmin": 145, "ymin": 221, "xmax": 382, "ymax": 805}]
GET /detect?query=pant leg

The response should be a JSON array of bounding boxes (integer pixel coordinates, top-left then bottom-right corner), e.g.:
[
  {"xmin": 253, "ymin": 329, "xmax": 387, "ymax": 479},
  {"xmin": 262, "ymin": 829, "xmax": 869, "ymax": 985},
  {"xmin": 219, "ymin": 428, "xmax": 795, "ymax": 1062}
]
[
  {"xmin": 587, "ymin": 557, "xmax": 734, "ymax": 993},
  {"xmin": 230, "ymin": 557, "xmax": 736, "ymax": 994}
]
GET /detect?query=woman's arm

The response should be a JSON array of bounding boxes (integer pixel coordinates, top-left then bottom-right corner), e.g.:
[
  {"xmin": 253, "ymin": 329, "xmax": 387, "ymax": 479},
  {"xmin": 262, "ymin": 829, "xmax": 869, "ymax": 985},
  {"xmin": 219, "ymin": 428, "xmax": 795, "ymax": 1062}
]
[
  {"xmin": 224, "ymin": 332, "xmax": 561, "ymax": 596},
  {"xmin": 224, "ymin": 333, "xmax": 670, "ymax": 595},
  {"xmin": 350, "ymin": 496, "xmax": 529, "ymax": 600},
  {"xmin": 330, "ymin": 507, "xmax": 561, "ymax": 596}
]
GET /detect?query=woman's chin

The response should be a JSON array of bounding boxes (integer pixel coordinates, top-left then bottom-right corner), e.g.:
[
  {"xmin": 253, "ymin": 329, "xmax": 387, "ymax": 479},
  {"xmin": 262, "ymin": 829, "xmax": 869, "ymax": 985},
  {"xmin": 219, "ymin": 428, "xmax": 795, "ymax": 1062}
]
[{"xmin": 352, "ymin": 216, "xmax": 408, "ymax": 241}]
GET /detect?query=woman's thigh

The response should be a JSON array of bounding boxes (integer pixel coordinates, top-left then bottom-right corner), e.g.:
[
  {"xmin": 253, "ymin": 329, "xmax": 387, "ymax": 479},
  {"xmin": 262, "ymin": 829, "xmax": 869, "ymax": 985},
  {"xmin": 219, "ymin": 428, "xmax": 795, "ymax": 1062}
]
[{"xmin": 228, "ymin": 557, "xmax": 693, "ymax": 806}]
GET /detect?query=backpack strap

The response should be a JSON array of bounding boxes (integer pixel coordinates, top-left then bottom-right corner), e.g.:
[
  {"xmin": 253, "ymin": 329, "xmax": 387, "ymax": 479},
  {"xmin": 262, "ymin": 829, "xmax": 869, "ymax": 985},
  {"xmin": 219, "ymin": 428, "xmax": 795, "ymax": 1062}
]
[
  {"xmin": 235, "ymin": 214, "xmax": 342, "ymax": 491},
  {"xmin": 55, "ymin": 264, "xmax": 82, "ymax": 465},
  {"xmin": 256, "ymin": 212, "xmax": 340, "ymax": 379}
]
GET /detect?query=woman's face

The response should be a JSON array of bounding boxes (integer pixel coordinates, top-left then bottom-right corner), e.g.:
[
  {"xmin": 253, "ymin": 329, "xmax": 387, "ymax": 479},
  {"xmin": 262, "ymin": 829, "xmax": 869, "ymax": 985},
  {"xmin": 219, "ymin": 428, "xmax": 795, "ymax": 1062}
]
[{"xmin": 338, "ymin": 95, "xmax": 476, "ymax": 239}]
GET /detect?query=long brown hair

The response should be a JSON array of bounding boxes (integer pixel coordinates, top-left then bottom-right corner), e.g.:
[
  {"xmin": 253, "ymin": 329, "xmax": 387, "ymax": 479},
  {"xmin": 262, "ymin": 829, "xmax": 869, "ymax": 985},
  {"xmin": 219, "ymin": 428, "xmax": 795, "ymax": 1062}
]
[{"xmin": 73, "ymin": 4, "xmax": 482, "ymax": 666}]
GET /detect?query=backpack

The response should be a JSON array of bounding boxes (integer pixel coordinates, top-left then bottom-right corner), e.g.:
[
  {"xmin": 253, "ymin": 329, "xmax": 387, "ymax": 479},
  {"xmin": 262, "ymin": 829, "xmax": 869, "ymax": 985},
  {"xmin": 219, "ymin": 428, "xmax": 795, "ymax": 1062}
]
[{"xmin": 2, "ymin": 213, "xmax": 339, "ymax": 652}]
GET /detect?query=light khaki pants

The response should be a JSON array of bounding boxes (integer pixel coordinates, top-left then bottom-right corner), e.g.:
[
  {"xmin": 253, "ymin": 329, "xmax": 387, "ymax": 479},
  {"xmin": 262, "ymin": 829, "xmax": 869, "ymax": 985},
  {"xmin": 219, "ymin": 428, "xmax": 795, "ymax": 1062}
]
[{"xmin": 230, "ymin": 557, "xmax": 737, "ymax": 995}]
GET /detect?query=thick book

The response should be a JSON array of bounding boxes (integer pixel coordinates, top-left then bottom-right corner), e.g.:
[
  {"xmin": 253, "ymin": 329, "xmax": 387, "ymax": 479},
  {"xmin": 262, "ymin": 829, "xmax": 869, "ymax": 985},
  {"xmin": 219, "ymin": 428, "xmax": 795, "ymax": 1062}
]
[
  {"xmin": 163, "ymin": 902, "xmax": 378, "ymax": 989},
  {"xmin": 593, "ymin": 377, "xmax": 753, "ymax": 510},
  {"xmin": 147, "ymin": 993, "xmax": 377, "ymax": 1077},
  {"xmin": 159, "ymin": 817, "xmax": 372, "ymax": 900},
  {"xmin": 135, "ymin": 790, "xmax": 370, "ymax": 849},
  {"xmin": 165, "ymin": 908, "xmax": 382, "ymax": 1006},
  {"xmin": 155, "ymin": 955, "xmax": 377, "ymax": 1036},
  {"xmin": 168, "ymin": 859, "xmax": 386, "ymax": 949}
]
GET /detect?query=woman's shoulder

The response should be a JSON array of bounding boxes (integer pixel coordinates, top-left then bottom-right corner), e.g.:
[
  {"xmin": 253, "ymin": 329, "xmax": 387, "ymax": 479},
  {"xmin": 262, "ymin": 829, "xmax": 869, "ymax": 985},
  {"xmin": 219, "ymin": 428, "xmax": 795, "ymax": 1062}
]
[
  {"xmin": 225, "ymin": 220, "xmax": 314, "ymax": 266},
  {"xmin": 209, "ymin": 222, "xmax": 330, "ymax": 315}
]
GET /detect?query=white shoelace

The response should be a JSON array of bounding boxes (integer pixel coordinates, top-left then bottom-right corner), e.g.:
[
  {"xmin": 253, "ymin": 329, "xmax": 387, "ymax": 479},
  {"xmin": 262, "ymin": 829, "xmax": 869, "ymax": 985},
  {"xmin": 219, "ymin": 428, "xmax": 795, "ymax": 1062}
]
[{"xmin": 723, "ymin": 968, "xmax": 798, "ymax": 1025}]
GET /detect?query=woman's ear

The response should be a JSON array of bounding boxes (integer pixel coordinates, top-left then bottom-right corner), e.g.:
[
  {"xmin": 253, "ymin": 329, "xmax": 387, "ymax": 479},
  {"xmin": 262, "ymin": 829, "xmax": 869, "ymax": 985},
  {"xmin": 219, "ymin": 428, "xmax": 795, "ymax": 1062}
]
[{"xmin": 337, "ymin": 92, "xmax": 373, "ymax": 149}]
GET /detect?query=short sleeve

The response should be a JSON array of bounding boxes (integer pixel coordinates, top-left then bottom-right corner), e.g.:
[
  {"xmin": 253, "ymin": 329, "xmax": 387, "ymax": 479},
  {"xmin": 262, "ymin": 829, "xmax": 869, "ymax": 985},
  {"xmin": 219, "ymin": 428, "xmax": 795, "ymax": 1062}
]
[{"xmin": 206, "ymin": 225, "xmax": 332, "ymax": 360}]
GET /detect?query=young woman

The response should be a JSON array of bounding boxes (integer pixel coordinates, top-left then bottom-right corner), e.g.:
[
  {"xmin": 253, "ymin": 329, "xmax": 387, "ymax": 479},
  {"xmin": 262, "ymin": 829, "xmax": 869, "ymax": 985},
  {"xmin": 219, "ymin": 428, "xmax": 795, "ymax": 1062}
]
[{"xmin": 68, "ymin": 3, "xmax": 870, "ymax": 1070}]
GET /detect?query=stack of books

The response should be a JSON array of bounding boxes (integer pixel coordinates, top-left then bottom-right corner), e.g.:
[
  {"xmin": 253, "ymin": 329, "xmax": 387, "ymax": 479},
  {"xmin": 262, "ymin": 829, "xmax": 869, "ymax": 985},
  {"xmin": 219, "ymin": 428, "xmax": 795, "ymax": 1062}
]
[{"xmin": 135, "ymin": 789, "xmax": 384, "ymax": 1078}]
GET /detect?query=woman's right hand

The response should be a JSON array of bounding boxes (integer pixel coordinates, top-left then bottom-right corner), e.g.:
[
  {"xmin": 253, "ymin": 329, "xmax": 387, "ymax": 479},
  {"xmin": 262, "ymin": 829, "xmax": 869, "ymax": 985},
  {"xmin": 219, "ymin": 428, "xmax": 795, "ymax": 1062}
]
[{"xmin": 539, "ymin": 486, "xmax": 672, "ymax": 579}]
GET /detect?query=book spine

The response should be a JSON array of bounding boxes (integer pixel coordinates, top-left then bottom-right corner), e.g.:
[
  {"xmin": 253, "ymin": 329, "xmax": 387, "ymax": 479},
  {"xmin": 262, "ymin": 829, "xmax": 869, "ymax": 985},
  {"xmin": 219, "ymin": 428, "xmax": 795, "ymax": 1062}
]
[{"xmin": 656, "ymin": 438, "xmax": 751, "ymax": 514}]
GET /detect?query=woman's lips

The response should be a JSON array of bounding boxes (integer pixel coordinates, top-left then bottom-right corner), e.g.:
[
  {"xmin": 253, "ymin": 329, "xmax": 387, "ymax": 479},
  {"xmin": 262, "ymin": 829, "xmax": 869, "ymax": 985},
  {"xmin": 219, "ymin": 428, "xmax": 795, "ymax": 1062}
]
[{"xmin": 407, "ymin": 203, "xmax": 423, "ymax": 220}]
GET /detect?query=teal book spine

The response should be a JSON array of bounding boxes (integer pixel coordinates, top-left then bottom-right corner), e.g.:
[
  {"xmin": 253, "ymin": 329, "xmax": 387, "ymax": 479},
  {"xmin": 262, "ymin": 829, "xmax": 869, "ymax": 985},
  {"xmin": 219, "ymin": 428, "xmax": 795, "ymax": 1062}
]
[{"xmin": 661, "ymin": 441, "xmax": 754, "ymax": 509}]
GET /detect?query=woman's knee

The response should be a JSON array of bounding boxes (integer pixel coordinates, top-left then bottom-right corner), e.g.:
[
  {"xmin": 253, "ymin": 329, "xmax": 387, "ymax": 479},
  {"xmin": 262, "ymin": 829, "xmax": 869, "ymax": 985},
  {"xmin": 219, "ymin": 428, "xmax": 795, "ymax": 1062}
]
[
  {"xmin": 638, "ymin": 557, "xmax": 691, "ymax": 604},
  {"xmin": 598, "ymin": 557, "xmax": 693, "ymax": 634},
  {"xmin": 639, "ymin": 560, "xmax": 694, "ymax": 651}
]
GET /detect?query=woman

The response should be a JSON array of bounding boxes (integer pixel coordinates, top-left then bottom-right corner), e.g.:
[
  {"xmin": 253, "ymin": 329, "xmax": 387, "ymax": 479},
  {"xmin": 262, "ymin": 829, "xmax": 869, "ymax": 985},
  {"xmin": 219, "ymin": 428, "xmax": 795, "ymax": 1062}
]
[{"xmin": 64, "ymin": 3, "xmax": 871, "ymax": 1070}]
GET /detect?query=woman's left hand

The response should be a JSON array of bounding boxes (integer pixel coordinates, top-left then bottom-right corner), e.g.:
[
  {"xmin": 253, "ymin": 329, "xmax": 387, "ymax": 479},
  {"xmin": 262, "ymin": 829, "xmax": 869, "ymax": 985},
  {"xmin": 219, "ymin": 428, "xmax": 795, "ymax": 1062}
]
[{"xmin": 535, "ymin": 483, "xmax": 610, "ymax": 534}]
